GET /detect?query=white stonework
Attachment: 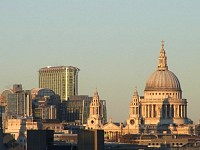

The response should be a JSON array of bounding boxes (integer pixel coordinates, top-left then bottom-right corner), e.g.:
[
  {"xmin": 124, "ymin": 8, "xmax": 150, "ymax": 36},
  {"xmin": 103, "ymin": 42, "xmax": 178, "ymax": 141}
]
[
  {"xmin": 125, "ymin": 88, "xmax": 142, "ymax": 134},
  {"xmin": 125, "ymin": 41, "xmax": 193, "ymax": 134},
  {"xmin": 87, "ymin": 42, "xmax": 194, "ymax": 141},
  {"xmin": 86, "ymin": 89, "xmax": 103, "ymax": 129}
]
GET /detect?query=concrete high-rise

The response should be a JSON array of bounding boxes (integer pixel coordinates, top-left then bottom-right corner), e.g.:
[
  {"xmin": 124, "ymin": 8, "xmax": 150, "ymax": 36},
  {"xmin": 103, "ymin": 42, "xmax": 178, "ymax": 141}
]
[
  {"xmin": 6, "ymin": 84, "xmax": 32, "ymax": 117},
  {"xmin": 39, "ymin": 66, "xmax": 80, "ymax": 101}
]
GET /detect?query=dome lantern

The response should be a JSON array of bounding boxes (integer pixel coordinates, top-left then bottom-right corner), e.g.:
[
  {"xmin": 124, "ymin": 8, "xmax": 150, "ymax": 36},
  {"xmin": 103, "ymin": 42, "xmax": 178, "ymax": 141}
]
[{"xmin": 158, "ymin": 40, "xmax": 168, "ymax": 71}]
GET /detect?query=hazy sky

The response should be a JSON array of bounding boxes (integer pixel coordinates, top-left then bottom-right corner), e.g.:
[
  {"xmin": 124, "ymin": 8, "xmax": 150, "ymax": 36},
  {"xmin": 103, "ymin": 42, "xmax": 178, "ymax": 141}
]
[{"xmin": 0, "ymin": 0, "xmax": 200, "ymax": 123}]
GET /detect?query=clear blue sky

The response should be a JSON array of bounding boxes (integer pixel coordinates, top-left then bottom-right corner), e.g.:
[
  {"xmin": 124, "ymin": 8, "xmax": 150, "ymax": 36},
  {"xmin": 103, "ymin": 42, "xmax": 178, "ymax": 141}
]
[{"xmin": 0, "ymin": 0, "xmax": 200, "ymax": 123}]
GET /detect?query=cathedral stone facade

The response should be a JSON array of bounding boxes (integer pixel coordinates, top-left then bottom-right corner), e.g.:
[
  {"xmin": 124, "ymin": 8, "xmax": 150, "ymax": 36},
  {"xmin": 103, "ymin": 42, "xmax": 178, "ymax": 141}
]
[
  {"xmin": 126, "ymin": 41, "xmax": 193, "ymax": 134},
  {"xmin": 86, "ymin": 89, "xmax": 104, "ymax": 129},
  {"xmin": 86, "ymin": 42, "xmax": 194, "ymax": 141}
]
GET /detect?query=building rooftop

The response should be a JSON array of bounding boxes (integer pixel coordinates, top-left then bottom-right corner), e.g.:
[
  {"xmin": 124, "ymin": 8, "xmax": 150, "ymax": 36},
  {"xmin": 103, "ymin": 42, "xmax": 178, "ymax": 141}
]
[{"xmin": 39, "ymin": 66, "xmax": 80, "ymax": 71}]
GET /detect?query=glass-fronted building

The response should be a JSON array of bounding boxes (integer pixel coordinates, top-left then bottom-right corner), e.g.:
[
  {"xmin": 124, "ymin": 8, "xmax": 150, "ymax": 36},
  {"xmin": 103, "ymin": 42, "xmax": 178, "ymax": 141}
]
[
  {"xmin": 7, "ymin": 90, "xmax": 32, "ymax": 117},
  {"xmin": 39, "ymin": 66, "xmax": 80, "ymax": 101}
]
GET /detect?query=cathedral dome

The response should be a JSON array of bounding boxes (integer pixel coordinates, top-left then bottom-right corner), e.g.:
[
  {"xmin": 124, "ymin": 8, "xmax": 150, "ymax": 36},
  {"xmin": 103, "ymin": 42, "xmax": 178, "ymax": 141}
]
[
  {"xmin": 145, "ymin": 69, "xmax": 181, "ymax": 91},
  {"xmin": 145, "ymin": 41, "xmax": 181, "ymax": 91}
]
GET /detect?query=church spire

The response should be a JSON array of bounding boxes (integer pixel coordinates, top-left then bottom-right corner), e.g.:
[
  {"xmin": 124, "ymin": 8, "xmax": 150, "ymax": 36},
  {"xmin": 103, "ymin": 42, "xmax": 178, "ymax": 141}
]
[
  {"xmin": 94, "ymin": 88, "xmax": 99, "ymax": 98},
  {"xmin": 133, "ymin": 87, "xmax": 138, "ymax": 96},
  {"xmin": 158, "ymin": 40, "xmax": 168, "ymax": 70}
]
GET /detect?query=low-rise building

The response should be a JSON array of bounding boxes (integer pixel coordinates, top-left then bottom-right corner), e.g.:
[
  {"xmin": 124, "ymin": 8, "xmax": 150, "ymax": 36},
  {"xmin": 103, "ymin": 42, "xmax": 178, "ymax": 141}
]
[{"xmin": 4, "ymin": 117, "xmax": 42, "ymax": 150}]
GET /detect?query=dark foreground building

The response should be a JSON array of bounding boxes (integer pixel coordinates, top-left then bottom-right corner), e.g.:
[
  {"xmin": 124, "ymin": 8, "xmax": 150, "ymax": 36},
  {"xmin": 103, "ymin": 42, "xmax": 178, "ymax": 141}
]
[
  {"xmin": 27, "ymin": 130, "xmax": 54, "ymax": 150},
  {"xmin": 78, "ymin": 129, "xmax": 104, "ymax": 150}
]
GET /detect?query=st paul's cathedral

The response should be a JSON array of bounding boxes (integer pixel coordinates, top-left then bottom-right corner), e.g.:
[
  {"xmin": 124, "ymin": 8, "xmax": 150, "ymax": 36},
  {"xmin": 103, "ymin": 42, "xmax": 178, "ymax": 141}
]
[{"xmin": 86, "ymin": 41, "xmax": 194, "ymax": 140}]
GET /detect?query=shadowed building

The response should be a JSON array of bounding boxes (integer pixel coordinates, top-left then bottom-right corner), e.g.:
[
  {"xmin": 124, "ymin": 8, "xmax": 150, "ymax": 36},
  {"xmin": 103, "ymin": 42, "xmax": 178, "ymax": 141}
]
[
  {"xmin": 31, "ymin": 88, "xmax": 61, "ymax": 121},
  {"xmin": 78, "ymin": 129, "xmax": 104, "ymax": 150},
  {"xmin": 61, "ymin": 95, "xmax": 107, "ymax": 125},
  {"xmin": 27, "ymin": 130, "xmax": 54, "ymax": 150}
]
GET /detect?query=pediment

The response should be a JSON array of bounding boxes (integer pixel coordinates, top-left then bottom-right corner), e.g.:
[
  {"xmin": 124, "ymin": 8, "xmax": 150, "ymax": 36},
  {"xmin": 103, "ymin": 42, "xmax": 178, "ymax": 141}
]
[{"xmin": 102, "ymin": 122, "xmax": 121, "ymax": 130}]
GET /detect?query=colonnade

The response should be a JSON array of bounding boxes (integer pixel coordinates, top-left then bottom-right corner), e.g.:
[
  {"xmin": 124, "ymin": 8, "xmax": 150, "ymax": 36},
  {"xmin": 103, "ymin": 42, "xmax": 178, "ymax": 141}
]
[
  {"xmin": 104, "ymin": 131, "xmax": 121, "ymax": 141},
  {"xmin": 143, "ymin": 104, "xmax": 187, "ymax": 118}
]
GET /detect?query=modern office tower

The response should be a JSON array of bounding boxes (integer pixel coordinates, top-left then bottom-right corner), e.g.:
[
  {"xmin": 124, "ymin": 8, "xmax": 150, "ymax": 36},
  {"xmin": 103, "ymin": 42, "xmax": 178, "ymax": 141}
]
[
  {"xmin": 7, "ymin": 90, "xmax": 32, "ymax": 117},
  {"xmin": 7, "ymin": 91, "xmax": 31, "ymax": 117},
  {"xmin": 1, "ymin": 84, "xmax": 23, "ymax": 113},
  {"xmin": 39, "ymin": 66, "xmax": 80, "ymax": 101}
]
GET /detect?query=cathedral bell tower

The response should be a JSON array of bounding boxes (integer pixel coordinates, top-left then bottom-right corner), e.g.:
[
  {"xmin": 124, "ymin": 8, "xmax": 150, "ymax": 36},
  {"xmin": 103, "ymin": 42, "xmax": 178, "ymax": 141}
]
[
  {"xmin": 126, "ymin": 88, "xmax": 142, "ymax": 134},
  {"xmin": 86, "ymin": 89, "xmax": 103, "ymax": 129}
]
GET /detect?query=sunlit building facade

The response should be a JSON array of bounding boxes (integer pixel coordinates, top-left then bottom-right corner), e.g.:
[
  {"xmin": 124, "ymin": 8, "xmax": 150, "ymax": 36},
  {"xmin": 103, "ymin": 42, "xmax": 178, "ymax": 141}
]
[
  {"xmin": 86, "ymin": 42, "xmax": 194, "ymax": 142},
  {"xmin": 125, "ymin": 41, "xmax": 193, "ymax": 134},
  {"xmin": 39, "ymin": 66, "xmax": 80, "ymax": 101}
]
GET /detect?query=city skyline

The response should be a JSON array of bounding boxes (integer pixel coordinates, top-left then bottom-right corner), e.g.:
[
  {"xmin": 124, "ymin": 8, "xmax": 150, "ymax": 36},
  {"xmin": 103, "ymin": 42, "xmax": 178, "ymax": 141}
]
[{"xmin": 0, "ymin": 1, "xmax": 200, "ymax": 123}]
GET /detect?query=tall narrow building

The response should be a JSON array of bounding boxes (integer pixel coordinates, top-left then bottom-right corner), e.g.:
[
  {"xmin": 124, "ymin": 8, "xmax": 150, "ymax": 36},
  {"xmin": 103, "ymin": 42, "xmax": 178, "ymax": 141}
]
[
  {"xmin": 126, "ymin": 88, "xmax": 142, "ymax": 134},
  {"xmin": 39, "ymin": 66, "xmax": 80, "ymax": 101},
  {"xmin": 86, "ymin": 89, "xmax": 103, "ymax": 129},
  {"xmin": 7, "ymin": 84, "xmax": 32, "ymax": 117}
]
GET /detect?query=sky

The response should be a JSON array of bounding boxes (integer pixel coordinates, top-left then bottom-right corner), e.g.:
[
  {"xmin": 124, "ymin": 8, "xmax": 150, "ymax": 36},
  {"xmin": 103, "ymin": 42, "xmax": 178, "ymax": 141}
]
[{"xmin": 0, "ymin": 0, "xmax": 200, "ymax": 123}]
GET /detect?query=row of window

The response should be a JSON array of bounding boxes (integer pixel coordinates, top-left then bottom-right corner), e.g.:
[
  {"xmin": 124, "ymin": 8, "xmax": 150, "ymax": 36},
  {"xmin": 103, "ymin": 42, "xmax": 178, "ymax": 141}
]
[{"xmin": 147, "ymin": 92, "xmax": 180, "ymax": 96}]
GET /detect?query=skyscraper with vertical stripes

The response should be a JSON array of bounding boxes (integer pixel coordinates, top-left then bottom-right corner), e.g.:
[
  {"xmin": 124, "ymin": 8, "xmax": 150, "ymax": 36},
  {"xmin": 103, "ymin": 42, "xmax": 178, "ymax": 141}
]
[{"xmin": 39, "ymin": 66, "xmax": 80, "ymax": 101}]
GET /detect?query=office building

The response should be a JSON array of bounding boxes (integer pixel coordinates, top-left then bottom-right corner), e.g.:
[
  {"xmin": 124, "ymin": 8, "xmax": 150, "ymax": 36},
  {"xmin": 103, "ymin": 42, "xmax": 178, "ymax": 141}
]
[
  {"xmin": 39, "ymin": 66, "xmax": 80, "ymax": 101},
  {"xmin": 7, "ymin": 85, "xmax": 32, "ymax": 117}
]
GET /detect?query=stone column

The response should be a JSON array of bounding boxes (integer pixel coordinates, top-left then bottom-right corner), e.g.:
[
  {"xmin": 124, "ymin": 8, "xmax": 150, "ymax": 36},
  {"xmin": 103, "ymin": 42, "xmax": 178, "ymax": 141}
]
[
  {"xmin": 174, "ymin": 105, "xmax": 176, "ymax": 117},
  {"xmin": 165, "ymin": 105, "xmax": 167, "ymax": 118},
  {"xmin": 150, "ymin": 105, "xmax": 152, "ymax": 118},
  {"xmin": 157, "ymin": 105, "xmax": 160, "ymax": 118},
  {"xmin": 185, "ymin": 105, "xmax": 187, "ymax": 118},
  {"xmin": 171, "ymin": 105, "xmax": 174, "ymax": 117},
  {"xmin": 177, "ymin": 105, "xmax": 180, "ymax": 118},
  {"xmin": 180, "ymin": 105, "xmax": 182, "ymax": 118},
  {"xmin": 169, "ymin": 105, "xmax": 172, "ymax": 118}
]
